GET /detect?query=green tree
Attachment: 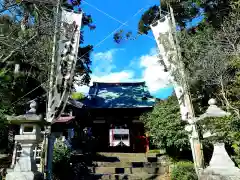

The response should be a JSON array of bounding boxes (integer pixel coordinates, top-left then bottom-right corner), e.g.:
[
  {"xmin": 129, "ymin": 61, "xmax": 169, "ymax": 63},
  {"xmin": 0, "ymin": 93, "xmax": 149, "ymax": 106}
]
[
  {"xmin": 178, "ymin": 1, "xmax": 240, "ymax": 116},
  {"xmin": 140, "ymin": 95, "xmax": 191, "ymax": 158},
  {"xmin": 114, "ymin": 0, "xmax": 231, "ymax": 42},
  {"xmin": 0, "ymin": 0, "xmax": 95, "ymax": 111},
  {"xmin": 0, "ymin": 0, "xmax": 95, "ymax": 151},
  {"xmin": 138, "ymin": 0, "xmax": 231, "ymax": 32}
]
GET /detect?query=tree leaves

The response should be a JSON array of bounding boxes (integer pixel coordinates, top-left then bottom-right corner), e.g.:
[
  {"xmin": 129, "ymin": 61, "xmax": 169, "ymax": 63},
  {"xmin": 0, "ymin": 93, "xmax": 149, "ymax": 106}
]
[
  {"xmin": 140, "ymin": 96, "xmax": 190, "ymax": 153},
  {"xmin": 0, "ymin": 0, "xmax": 96, "ymax": 135}
]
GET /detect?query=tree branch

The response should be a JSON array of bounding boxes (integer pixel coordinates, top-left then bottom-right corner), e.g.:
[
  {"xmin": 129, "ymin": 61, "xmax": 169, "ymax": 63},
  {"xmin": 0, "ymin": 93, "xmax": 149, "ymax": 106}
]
[
  {"xmin": 1, "ymin": 33, "xmax": 38, "ymax": 63},
  {"xmin": 220, "ymin": 75, "xmax": 240, "ymax": 118},
  {"xmin": 222, "ymin": 26, "xmax": 236, "ymax": 53}
]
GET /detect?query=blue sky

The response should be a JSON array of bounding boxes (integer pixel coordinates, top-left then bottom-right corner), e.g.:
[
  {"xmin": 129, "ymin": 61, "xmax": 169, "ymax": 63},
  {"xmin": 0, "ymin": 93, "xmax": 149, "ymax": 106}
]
[
  {"xmin": 76, "ymin": 0, "xmax": 204, "ymax": 99},
  {"xmin": 76, "ymin": 0, "xmax": 172, "ymax": 99}
]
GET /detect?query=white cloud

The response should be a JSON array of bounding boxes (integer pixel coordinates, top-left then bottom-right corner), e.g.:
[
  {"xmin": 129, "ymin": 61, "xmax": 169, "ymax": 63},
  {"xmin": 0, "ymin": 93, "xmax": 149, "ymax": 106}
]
[
  {"xmin": 93, "ymin": 49, "xmax": 123, "ymax": 62},
  {"xmin": 140, "ymin": 48, "xmax": 170, "ymax": 93},
  {"xmin": 91, "ymin": 71, "xmax": 134, "ymax": 83},
  {"xmin": 92, "ymin": 49, "xmax": 124, "ymax": 76},
  {"xmin": 128, "ymin": 57, "xmax": 138, "ymax": 68},
  {"xmin": 75, "ymin": 48, "xmax": 135, "ymax": 94},
  {"xmin": 75, "ymin": 47, "xmax": 171, "ymax": 95}
]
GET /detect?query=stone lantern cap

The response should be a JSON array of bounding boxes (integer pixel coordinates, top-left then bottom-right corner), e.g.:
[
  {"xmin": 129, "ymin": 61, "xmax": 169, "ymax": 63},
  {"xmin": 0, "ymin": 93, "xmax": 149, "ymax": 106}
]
[
  {"xmin": 6, "ymin": 100, "xmax": 43, "ymax": 125},
  {"xmin": 205, "ymin": 98, "xmax": 231, "ymax": 118},
  {"xmin": 191, "ymin": 98, "xmax": 231, "ymax": 124},
  {"xmin": 6, "ymin": 114, "xmax": 43, "ymax": 125}
]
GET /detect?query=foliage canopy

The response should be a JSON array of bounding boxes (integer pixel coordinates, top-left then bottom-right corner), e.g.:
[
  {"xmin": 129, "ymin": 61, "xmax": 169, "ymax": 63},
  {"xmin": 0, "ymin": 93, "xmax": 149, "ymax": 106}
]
[{"xmin": 140, "ymin": 96, "xmax": 190, "ymax": 155}]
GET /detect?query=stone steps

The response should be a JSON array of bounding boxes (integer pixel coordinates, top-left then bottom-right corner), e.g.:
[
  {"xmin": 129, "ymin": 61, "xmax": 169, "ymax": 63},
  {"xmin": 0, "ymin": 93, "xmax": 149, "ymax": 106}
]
[
  {"xmin": 90, "ymin": 166, "xmax": 169, "ymax": 174},
  {"xmin": 93, "ymin": 162, "xmax": 164, "ymax": 168},
  {"xmin": 97, "ymin": 152, "xmax": 158, "ymax": 156},
  {"xmin": 94, "ymin": 153, "xmax": 158, "ymax": 162},
  {"xmin": 97, "ymin": 153, "xmax": 157, "ymax": 158},
  {"xmin": 89, "ymin": 173, "xmax": 170, "ymax": 180},
  {"xmin": 88, "ymin": 152, "xmax": 170, "ymax": 180}
]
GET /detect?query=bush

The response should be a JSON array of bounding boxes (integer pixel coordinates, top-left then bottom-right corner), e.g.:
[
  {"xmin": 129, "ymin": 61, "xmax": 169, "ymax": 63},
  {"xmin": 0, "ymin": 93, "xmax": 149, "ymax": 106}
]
[
  {"xmin": 171, "ymin": 161, "xmax": 198, "ymax": 180},
  {"xmin": 52, "ymin": 139, "xmax": 93, "ymax": 180},
  {"xmin": 52, "ymin": 140, "xmax": 72, "ymax": 180},
  {"xmin": 53, "ymin": 140, "xmax": 71, "ymax": 163},
  {"xmin": 71, "ymin": 92, "xmax": 85, "ymax": 100}
]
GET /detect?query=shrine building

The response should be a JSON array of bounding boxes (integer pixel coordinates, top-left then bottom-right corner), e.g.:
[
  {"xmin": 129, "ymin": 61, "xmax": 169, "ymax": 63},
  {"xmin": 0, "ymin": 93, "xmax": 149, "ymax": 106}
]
[{"xmin": 71, "ymin": 82, "xmax": 155, "ymax": 152}]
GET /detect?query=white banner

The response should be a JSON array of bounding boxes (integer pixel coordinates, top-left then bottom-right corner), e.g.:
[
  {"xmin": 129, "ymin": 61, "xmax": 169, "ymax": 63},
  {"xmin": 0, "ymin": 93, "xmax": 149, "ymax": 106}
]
[
  {"xmin": 47, "ymin": 9, "xmax": 82, "ymax": 123},
  {"xmin": 150, "ymin": 13, "xmax": 190, "ymax": 121}
]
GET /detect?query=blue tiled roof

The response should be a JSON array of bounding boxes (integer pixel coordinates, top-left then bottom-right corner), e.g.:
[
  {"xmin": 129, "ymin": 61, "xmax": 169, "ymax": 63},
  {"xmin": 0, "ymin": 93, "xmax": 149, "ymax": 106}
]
[{"xmin": 83, "ymin": 82, "xmax": 155, "ymax": 108}]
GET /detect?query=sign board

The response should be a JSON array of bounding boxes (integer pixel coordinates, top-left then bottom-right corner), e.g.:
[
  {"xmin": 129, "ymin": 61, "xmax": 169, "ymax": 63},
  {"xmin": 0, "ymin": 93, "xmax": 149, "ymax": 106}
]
[
  {"xmin": 110, "ymin": 129, "xmax": 129, "ymax": 135},
  {"xmin": 109, "ymin": 129, "xmax": 130, "ymax": 147}
]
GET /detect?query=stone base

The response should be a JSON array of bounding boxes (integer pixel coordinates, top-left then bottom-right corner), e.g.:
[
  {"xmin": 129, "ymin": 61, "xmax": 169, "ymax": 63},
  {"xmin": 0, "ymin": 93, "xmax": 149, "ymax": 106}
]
[
  {"xmin": 200, "ymin": 143, "xmax": 240, "ymax": 180},
  {"xmin": 200, "ymin": 174, "xmax": 240, "ymax": 180},
  {"xmin": 200, "ymin": 168, "xmax": 240, "ymax": 180},
  {"xmin": 6, "ymin": 171, "xmax": 34, "ymax": 180},
  {"xmin": 204, "ymin": 167, "xmax": 240, "ymax": 176},
  {"xmin": 6, "ymin": 171, "xmax": 43, "ymax": 180}
]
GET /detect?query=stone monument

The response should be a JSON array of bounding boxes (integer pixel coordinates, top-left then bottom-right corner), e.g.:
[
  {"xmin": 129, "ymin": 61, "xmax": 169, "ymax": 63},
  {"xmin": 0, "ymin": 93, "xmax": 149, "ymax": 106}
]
[{"xmin": 5, "ymin": 100, "xmax": 44, "ymax": 180}]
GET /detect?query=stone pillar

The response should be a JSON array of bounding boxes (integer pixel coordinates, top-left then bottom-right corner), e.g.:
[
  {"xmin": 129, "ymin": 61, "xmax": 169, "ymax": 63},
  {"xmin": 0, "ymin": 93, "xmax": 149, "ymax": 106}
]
[
  {"xmin": 200, "ymin": 143, "xmax": 240, "ymax": 180},
  {"xmin": 14, "ymin": 136, "xmax": 37, "ymax": 172}
]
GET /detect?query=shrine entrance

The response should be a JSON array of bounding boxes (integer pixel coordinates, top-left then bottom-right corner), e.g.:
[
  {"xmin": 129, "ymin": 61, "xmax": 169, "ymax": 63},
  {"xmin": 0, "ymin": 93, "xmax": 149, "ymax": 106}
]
[{"xmin": 91, "ymin": 121, "xmax": 146, "ymax": 153}]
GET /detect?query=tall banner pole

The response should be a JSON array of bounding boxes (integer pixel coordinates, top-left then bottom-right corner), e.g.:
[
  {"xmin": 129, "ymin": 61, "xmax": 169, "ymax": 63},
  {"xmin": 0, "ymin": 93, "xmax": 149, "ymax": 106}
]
[
  {"xmin": 150, "ymin": 8, "xmax": 204, "ymax": 176},
  {"xmin": 45, "ymin": 0, "xmax": 61, "ymax": 179},
  {"xmin": 45, "ymin": 6, "xmax": 83, "ymax": 179}
]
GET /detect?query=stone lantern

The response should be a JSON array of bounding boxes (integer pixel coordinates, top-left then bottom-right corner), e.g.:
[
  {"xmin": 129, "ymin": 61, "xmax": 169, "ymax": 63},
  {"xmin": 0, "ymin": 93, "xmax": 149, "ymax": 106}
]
[
  {"xmin": 5, "ymin": 100, "xmax": 44, "ymax": 180},
  {"xmin": 195, "ymin": 99, "xmax": 240, "ymax": 180}
]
